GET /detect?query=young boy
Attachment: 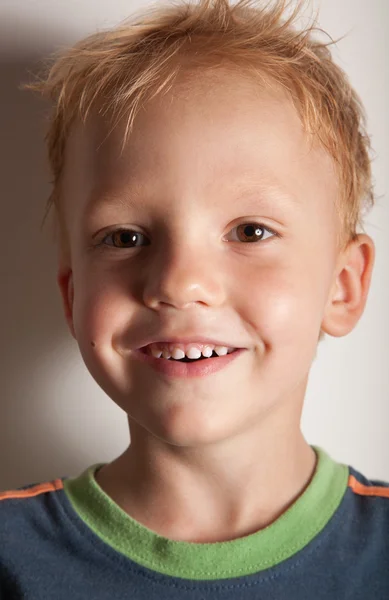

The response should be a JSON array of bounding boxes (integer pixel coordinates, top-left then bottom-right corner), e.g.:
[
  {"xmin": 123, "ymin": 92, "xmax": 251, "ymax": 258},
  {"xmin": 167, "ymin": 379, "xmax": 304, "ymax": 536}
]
[{"xmin": 1, "ymin": 0, "xmax": 388, "ymax": 597}]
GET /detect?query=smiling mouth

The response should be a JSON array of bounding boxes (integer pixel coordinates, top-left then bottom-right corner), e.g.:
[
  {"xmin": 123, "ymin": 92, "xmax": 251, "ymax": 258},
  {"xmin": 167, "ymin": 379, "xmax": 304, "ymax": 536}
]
[{"xmin": 140, "ymin": 348, "xmax": 222, "ymax": 362}]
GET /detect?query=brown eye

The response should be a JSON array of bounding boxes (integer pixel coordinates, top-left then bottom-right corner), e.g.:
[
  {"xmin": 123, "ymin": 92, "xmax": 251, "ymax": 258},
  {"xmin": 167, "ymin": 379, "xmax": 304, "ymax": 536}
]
[
  {"xmin": 103, "ymin": 229, "xmax": 148, "ymax": 248},
  {"xmin": 231, "ymin": 223, "xmax": 276, "ymax": 243},
  {"xmin": 98, "ymin": 222, "xmax": 278, "ymax": 250}
]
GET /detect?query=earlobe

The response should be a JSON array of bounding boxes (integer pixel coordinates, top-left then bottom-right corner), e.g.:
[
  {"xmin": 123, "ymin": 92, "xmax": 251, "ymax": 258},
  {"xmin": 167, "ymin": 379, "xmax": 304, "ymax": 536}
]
[
  {"xmin": 57, "ymin": 265, "xmax": 77, "ymax": 340},
  {"xmin": 320, "ymin": 234, "xmax": 375, "ymax": 338}
]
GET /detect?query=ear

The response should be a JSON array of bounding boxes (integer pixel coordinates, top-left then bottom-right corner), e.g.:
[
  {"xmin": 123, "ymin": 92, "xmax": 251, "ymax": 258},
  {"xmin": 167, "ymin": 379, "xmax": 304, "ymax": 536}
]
[
  {"xmin": 321, "ymin": 234, "xmax": 375, "ymax": 337},
  {"xmin": 57, "ymin": 261, "xmax": 77, "ymax": 340}
]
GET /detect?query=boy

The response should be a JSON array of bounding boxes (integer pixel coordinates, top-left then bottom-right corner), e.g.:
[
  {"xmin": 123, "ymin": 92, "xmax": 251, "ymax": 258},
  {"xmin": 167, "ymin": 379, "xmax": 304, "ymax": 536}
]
[{"xmin": 1, "ymin": 0, "xmax": 388, "ymax": 597}]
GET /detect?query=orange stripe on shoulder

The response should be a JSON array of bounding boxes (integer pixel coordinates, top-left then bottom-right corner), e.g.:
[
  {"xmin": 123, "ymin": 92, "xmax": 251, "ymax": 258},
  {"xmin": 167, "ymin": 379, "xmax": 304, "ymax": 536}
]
[
  {"xmin": 0, "ymin": 479, "xmax": 64, "ymax": 501},
  {"xmin": 348, "ymin": 474, "xmax": 389, "ymax": 498}
]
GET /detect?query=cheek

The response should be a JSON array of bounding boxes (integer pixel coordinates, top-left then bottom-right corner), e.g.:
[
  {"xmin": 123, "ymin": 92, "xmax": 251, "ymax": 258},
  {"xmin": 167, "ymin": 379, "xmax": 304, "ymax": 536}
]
[
  {"xmin": 71, "ymin": 280, "xmax": 133, "ymax": 394},
  {"xmin": 238, "ymin": 262, "xmax": 327, "ymax": 344},
  {"xmin": 72, "ymin": 279, "xmax": 128, "ymax": 344}
]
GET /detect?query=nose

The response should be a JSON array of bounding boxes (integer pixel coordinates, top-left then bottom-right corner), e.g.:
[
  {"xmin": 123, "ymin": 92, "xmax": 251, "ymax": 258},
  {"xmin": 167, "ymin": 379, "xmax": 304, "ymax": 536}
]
[{"xmin": 141, "ymin": 236, "xmax": 225, "ymax": 311}]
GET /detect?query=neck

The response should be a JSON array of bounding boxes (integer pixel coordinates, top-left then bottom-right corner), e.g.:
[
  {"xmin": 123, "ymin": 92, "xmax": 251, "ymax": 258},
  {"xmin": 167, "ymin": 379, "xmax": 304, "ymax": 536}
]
[{"xmin": 95, "ymin": 415, "xmax": 317, "ymax": 543}]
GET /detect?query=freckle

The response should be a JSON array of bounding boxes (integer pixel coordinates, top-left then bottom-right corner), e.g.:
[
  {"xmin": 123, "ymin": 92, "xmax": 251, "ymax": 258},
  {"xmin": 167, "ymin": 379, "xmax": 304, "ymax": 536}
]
[{"xmin": 91, "ymin": 342, "xmax": 96, "ymax": 347}]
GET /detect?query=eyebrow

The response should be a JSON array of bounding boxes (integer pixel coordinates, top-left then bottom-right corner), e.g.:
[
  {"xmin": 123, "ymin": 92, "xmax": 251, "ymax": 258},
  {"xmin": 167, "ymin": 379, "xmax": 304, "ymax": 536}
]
[
  {"xmin": 86, "ymin": 186, "xmax": 142, "ymax": 212},
  {"xmin": 85, "ymin": 180, "xmax": 300, "ymax": 213}
]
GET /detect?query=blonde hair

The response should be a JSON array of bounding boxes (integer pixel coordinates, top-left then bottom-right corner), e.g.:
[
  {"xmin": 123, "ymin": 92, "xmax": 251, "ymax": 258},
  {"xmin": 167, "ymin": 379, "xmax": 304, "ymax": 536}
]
[{"xmin": 23, "ymin": 0, "xmax": 375, "ymax": 343}]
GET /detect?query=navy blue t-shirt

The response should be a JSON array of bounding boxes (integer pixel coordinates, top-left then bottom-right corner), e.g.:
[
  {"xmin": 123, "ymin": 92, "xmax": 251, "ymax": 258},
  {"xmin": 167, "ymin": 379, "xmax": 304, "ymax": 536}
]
[{"xmin": 1, "ymin": 445, "xmax": 388, "ymax": 599}]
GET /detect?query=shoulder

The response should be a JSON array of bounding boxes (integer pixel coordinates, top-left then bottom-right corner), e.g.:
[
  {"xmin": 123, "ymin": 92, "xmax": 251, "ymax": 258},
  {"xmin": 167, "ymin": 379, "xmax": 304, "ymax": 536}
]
[
  {"xmin": 344, "ymin": 463, "xmax": 389, "ymax": 538},
  {"xmin": 0, "ymin": 474, "xmax": 75, "ymax": 596},
  {"xmin": 0, "ymin": 475, "xmax": 68, "ymax": 548},
  {"xmin": 0, "ymin": 475, "xmax": 66, "ymax": 505},
  {"xmin": 347, "ymin": 464, "xmax": 389, "ymax": 500}
]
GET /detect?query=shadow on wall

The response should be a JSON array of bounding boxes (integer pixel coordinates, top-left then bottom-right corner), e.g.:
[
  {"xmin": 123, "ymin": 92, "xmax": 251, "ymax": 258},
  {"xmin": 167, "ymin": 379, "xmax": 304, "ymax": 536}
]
[{"xmin": 0, "ymin": 23, "xmax": 119, "ymax": 490}]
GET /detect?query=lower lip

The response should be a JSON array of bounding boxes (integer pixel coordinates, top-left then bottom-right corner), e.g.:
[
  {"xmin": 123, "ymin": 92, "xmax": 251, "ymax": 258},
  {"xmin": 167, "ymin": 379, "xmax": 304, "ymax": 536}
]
[{"xmin": 133, "ymin": 348, "xmax": 246, "ymax": 378}]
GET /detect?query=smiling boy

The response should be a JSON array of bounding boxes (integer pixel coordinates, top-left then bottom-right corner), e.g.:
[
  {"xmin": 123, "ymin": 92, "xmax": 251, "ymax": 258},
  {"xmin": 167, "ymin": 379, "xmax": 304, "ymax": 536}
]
[{"xmin": 1, "ymin": 0, "xmax": 388, "ymax": 598}]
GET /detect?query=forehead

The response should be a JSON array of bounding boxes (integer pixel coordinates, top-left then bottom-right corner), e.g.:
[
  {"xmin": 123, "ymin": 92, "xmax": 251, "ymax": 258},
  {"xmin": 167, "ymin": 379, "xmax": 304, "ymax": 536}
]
[{"xmin": 61, "ymin": 68, "xmax": 338, "ymax": 225}]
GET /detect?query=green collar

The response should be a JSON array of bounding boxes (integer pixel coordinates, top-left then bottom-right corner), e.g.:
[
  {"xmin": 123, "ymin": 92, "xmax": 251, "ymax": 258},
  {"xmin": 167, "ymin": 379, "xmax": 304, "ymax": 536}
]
[{"xmin": 63, "ymin": 445, "xmax": 348, "ymax": 580}]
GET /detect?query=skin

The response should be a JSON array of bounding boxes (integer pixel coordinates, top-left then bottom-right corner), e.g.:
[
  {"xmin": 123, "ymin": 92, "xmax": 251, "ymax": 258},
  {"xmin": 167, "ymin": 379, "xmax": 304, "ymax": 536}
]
[{"xmin": 57, "ymin": 68, "xmax": 375, "ymax": 543}]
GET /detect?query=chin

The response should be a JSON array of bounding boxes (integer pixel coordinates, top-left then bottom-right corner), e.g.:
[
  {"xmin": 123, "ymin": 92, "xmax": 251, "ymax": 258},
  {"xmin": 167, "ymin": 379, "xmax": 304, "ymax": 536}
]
[{"xmin": 127, "ymin": 401, "xmax": 255, "ymax": 448}]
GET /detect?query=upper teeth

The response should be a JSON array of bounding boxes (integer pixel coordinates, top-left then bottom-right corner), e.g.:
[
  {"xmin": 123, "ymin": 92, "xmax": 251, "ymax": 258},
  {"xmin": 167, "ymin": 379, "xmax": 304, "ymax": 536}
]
[{"xmin": 145, "ymin": 343, "xmax": 236, "ymax": 360}]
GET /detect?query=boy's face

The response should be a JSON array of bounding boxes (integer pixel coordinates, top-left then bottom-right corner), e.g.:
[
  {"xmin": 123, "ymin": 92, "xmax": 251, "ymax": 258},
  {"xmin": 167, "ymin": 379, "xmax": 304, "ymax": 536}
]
[{"xmin": 59, "ymin": 69, "xmax": 343, "ymax": 446}]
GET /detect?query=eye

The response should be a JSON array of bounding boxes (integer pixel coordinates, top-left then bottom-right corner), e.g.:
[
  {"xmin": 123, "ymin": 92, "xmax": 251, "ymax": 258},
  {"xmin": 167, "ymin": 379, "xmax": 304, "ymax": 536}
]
[
  {"xmin": 100, "ymin": 229, "xmax": 149, "ymax": 249},
  {"xmin": 98, "ymin": 222, "xmax": 278, "ymax": 249},
  {"xmin": 227, "ymin": 223, "xmax": 278, "ymax": 243}
]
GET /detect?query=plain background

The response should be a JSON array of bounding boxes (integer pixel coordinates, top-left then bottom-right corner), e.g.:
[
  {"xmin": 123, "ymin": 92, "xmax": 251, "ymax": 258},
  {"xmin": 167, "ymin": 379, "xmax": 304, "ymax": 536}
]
[{"xmin": 0, "ymin": 0, "xmax": 387, "ymax": 489}]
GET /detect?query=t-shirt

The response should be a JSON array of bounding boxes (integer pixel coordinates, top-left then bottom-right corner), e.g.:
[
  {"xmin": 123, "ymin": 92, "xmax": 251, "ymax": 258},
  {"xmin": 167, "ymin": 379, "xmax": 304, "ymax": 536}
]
[{"xmin": 1, "ymin": 445, "xmax": 388, "ymax": 599}]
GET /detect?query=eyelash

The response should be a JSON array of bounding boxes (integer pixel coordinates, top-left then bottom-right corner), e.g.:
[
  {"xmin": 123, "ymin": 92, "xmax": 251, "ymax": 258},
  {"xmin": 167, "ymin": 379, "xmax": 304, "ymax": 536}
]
[{"xmin": 96, "ymin": 223, "xmax": 280, "ymax": 250}]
